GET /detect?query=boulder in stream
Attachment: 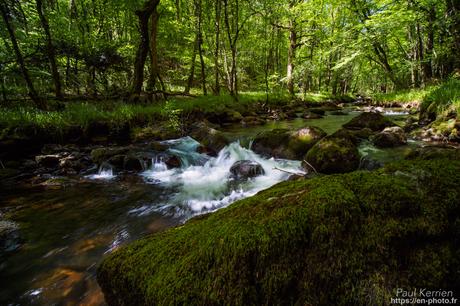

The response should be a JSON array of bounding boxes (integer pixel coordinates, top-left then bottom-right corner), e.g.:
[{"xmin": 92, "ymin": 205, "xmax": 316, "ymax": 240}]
[
  {"xmin": 230, "ymin": 160, "xmax": 265, "ymax": 180},
  {"xmin": 343, "ymin": 112, "xmax": 394, "ymax": 131},
  {"xmin": 371, "ymin": 126, "xmax": 407, "ymax": 148},
  {"xmin": 0, "ymin": 220, "xmax": 21, "ymax": 253},
  {"xmin": 189, "ymin": 122, "xmax": 230, "ymax": 154},
  {"xmin": 252, "ymin": 126, "xmax": 326, "ymax": 160},
  {"xmin": 304, "ymin": 135, "xmax": 360, "ymax": 174}
]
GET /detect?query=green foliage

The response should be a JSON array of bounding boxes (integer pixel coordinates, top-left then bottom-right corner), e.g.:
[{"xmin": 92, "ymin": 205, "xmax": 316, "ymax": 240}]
[
  {"xmin": 421, "ymin": 78, "xmax": 460, "ymax": 119},
  {"xmin": 98, "ymin": 159, "xmax": 460, "ymax": 305}
]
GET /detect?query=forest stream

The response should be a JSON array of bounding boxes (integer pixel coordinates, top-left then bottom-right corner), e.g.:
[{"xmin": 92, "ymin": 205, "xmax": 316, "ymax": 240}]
[{"xmin": 0, "ymin": 109, "xmax": 417, "ymax": 305}]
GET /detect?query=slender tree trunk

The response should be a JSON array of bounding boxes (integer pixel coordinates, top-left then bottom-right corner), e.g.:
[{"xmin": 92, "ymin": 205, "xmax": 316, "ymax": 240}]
[
  {"xmin": 0, "ymin": 0, "xmax": 45, "ymax": 109},
  {"xmin": 185, "ymin": 36, "xmax": 198, "ymax": 94},
  {"xmin": 423, "ymin": 5, "xmax": 435, "ymax": 80},
  {"xmin": 213, "ymin": 0, "xmax": 221, "ymax": 95},
  {"xmin": 197, "ymin": 0, "xmax": 206, "ymax": 95},
  {"xmin": 148, "ymin": 6, "xmax": 161, "ymax": 91},
  {"xmin": 287, "ymin": 22, "xmax": 296, "ymax": 97},
  {"xmin": 36, "ymin": 0, "xmax": 63, "ymax": 99}
]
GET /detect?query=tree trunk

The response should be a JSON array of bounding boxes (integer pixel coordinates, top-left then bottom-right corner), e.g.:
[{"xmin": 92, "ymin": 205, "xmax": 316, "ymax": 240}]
[
  {"xmin": 36, "ymin": 0, "xmax": 63, "ymax": 99},
  {"xmin": 446, "ymin": 0, "xmax": 460, "ymax": 71},
  {"xmin": 0, "ymin": 0, "xmax": 45, "ymax": 109},
  {"xmin": 287, "ymin": 22, "xmax": 296, "ymax": 97},
  {"xmin": 132, "ymin": 0, "xmax": 160, "ymax": 96},
  {"xmin": 148, "ymin": 6, "xmax": 161, "ymax": 91},
  {"xmin": 197, "ymin": 0, "xmax": 206, "ymax": 95},
  {"xmin": 213, "ymin": 0, "xmax": 221, "ymax": 95},
  {"xmin": 185, "ymin": 36, "xmax": 198, "ymax": 94}
]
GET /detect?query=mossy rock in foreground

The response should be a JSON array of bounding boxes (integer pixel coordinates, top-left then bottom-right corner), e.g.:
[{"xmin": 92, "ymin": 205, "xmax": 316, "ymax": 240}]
[{"xmin": 98, "ymin": 159, "xmax": 460, "ymax": 306}]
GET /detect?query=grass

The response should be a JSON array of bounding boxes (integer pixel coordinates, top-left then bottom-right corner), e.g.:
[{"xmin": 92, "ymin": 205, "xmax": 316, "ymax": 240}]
[
  {"xmin": 420, "ymin": 78, "xmax": 460, "ymax": 120},
  {"xmin": 372, "ymin": 86, "xmax": 433, "ymax": 105},
  {"xmin": 373, "ymin": 78, "xmax": 460, "ymax": 120},
  {"xmin": 0, "ymin": 91, "xmax": 340, "ymax": 137}
]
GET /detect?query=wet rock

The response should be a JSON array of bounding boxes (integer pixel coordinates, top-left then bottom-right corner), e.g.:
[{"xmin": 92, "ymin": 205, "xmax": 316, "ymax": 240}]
[
  {"xmin": 331, "ymin": 128, "xmax": 373, "ymax": 144},
  {"xmin": 288, "ymin": 126, "xmax": 327, "ymax": 158},
  {"xmin": 40, "ymin": 177, "xmax": 80, "ymax": 189},
  {"xmin": 123, "ymin": 155, "xmax": 145, "ymax": 172},
  {"xmin": 241, "ymin": 116, "xmax": 266, "ymax": 126},
  {"xmin": 35, "ymin": 155, "xmax": 60, "ymax": 168},
  {"xmin": 307, "ymin": 108, "xmax": 326, "ymax": 116},
  {"xmin": 405, "ymin": 146, "xmax": 460, "ymax": 161},
  {"xmin": 301, "ymin": 111, "xmax": 323, "ymax": 119},
  {"xmin": 304, "ymin": 135, "xmax": 360, "ymax": 174},
  {"xmin": 197, "ymin": 146, "xmax": 217, "ymax": 157},
  {"xmin": 371, "ymin": 126, "xmax": 407, "ymax": 148},
  {"xmin": 107, "ymin": 155, "xmax": 126, "ymax": 169},
  {"xmin": 0, "ymin": 220, "xmax": 21, "ymax": 253},
  {"xmin": 91, "ymin": 147, "xmax": 130, "ymax": 164},
  {"xmin": 131, "ymin": 126, "xmax": 181, "ymax": 142},
  {"xmin": 330, "ymin": 110, "xmax": 348, "ymax": 116},
  {"xmin": 343, "ymin": 112, "xmax": 394, "ymax": 131},
  {"xmin": 165, "ymin": 155, "xmax": 181, "ymax": 168},
  {"xmin": 359, "ymin": 156, "xmax": 383, "ymax": 171},
  {"xmin": 190, "ymin": 122, "xmax": 229, "ymax": 153},
  {"xmin": 252, "ymin": 129, "xmax": 292, "ymax": 159},
  {"xmin": 230, "ymin": 160, "xmax": 265, "ymax": 180}
]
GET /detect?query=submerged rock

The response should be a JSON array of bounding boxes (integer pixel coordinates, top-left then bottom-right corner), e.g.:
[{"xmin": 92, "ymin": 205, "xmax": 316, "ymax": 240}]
[
  {"xmin": 304, "ymin": 135, "xmax": 360, "ymax": 174},
  {"xmin": 0, "ymin": 220, "xmax": 21, "ymax": 253},
  {"xmin": 229, "ymin": 160, "xmax": 265, "ymax": 180},
  {"xmin": 97, "ymin": 159, "xmax": 460, "ymax": 305},
  {"xmin": 371, "ymin": 126, "xmax": 407, "ymax": 148},
  {"xmin": 343, "ymin": 112, "xmax": 394, "ymax": 131}
]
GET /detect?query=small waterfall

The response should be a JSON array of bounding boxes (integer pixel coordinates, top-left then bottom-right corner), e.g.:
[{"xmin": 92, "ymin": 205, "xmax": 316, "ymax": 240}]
[
  {"xmin": 87, "ymin": 163, "xmax": 115, "ymax": 180},
  {"xmin": 151, "ymin": 156, "xmax": 168, "ymax": 172}
]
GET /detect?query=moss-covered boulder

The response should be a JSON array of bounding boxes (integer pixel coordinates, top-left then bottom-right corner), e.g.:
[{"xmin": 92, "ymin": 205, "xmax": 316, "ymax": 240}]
[
  {"xmin": 252, "ymin": 128, "xmax": 292, "ymax": 158},
  {"xmin": 371, "ymin": 126, "xmax": 407, "ymax": 148},
  {"xmin": 288, "ymin": 126, "xmax": 327, "ymax": 157},
  {"xmin": 252, "ymin": 126, "xmax": 326, "ymax": 160},
  {"xmin": 343, "ymin": 112, "xmax": 394, "ymax": 131},
  {"xmin": 189, "ymin": 122, "xmax": 230, "ymax": 154},
  {"xmin": 97, "ymin": 159, "xmax": 460, "ymax": 306},
  {"xmin": 304, "ymin": 135, "xmax": 360, "ymax": 173}
]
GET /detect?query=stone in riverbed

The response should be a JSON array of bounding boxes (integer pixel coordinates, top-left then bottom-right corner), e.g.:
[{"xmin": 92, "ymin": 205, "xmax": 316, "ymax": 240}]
[
  {"xmin": 90, "ymin": 147, "xmax": 130, "ymax": 164},
  {"xmin": 0, "ymin": 220, "xmax": 21, "ymax": 253},
  {"xmin": 229, "ymin": 160, "xmax": 265, "ymax": 180},
  {"xmin": 288, "ymin": 127, "xmax": 327, "ymax": 157},
  {"xmin": 252, "ymin": 126, "xmax": 326, "ymax": 160},
  {"xmin": 343, "ymin": 112, "xmax": 394, "ymax": 131},
  {"xmin": 304, "ymin": 135, "xmax": 360, "ymax": 174},
  {"xmin": 371, "ymin": 126, "xmax": 407, "ymax": 148},
  {"xmin": 189, "ymin": 122, "xmax": 230, "ymax": 153},
  {"xmin": 35, "ymin": 155, "xmax": 60, "ymax": 168}
]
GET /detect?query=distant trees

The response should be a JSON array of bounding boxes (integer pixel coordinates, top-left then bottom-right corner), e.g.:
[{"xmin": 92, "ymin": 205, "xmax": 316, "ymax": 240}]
[{"xmin": 0, "ymin": 0, "xmax": 459, "ymax": 104}]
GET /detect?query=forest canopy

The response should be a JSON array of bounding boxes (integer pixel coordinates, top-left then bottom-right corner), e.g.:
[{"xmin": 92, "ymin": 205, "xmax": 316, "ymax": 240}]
[{"xmin": 0, "ymin": 0, "xmax": 459, "ymax": 107}]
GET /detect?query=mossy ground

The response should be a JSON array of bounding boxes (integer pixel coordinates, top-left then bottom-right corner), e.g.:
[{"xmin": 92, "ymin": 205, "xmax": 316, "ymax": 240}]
[{"xmin": 98, "ymin": 159, "xmax": 460, "ymax": 306}]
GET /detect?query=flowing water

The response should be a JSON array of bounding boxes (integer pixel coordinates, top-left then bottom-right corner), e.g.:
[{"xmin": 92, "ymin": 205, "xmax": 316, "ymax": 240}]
[{"xmin": 0, "ymin": 110, "xmax": 412, "ymax": 305}]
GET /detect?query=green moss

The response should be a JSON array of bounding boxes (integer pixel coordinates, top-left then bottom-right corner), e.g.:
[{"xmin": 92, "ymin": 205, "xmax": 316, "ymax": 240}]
[{"xmin": 98, "ymin": 159, "xmax": 460, "ymax": 305}]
